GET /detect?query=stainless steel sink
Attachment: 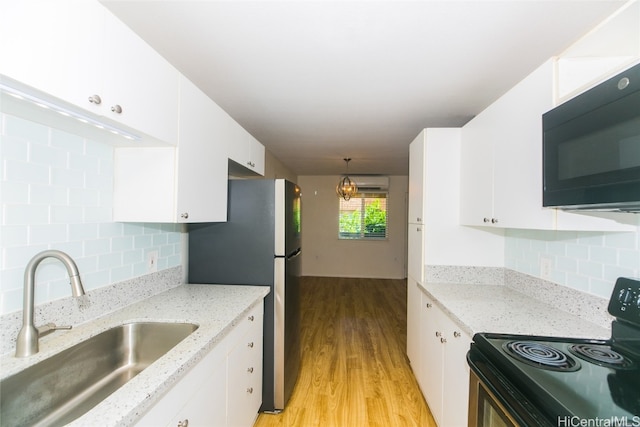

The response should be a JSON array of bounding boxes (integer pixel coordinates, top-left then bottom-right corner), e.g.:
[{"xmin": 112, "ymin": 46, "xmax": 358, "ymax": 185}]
[{"xmin": 0, "ymin": 322, "xmax": 198, "ymax": 427}]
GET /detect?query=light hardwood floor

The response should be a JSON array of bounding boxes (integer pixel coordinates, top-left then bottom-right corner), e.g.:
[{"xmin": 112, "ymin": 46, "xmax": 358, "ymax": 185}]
[{"xmin": 253, "ymin": 277, "xmax": 437, "ymax": 427}]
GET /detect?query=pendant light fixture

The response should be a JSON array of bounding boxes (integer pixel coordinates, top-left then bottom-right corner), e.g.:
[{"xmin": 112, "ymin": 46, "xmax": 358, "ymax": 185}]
[{"xmin": 336, "ymin": 158, "xmax": 358, "ymax": 201}]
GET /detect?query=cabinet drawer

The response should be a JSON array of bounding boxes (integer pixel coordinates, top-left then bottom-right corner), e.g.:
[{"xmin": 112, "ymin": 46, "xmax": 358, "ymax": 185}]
[{"xmin": 227, "ymin": 304, "xmax": 263, "ymax": 427}]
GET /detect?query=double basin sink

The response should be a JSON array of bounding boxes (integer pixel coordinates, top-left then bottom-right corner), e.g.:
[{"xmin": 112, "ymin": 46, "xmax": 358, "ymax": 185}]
[{"xmin": 1, "ymin": 322, "xmax": 198, "ymax": 426}]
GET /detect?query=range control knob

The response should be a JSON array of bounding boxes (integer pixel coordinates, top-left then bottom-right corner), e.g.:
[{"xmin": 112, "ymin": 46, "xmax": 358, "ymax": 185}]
[{"xmin": 618, "ymin": 288, "xmax": 634, "ymax": 304}]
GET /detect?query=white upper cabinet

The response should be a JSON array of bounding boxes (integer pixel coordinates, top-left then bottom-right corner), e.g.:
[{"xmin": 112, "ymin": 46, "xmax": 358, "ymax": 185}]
[
  {"xmin": 460, "ymin": 60, "xmax": 556, "ymax": 230},
  {"xmin": 0, "ymin": 0, "xmax": 103, "ymax": 109},
  {"xmin": 173, "ymin": 76, "xmax": 229, "ymax": 222},
  {"xmin": 459, "ymin": 111, "xmax": 496, "ymax": 227},
  {"xmin": 99, "ymin": 10, "xmax": 180, "ymax": 144},
  {"xmin": 228, "ymin": 127, "xmax": 265, "ymax": 176},
  {"xmin": 556, "ymin": 0, "xmax": 640, "ymax": 102},
  {"xmin": 460, "ymin": 59, "xmax": 635, "ymax": 232},
  {"xmin": 408, "ymin": 133, "xmax": 425, "ymax": 225},
  {"xmin": 113, "ymin": 76, "xmax": 228, "ymax": 223},
  {"xmin": 0, "ymin": 0, "xmax": 179, "ymax": 145}
]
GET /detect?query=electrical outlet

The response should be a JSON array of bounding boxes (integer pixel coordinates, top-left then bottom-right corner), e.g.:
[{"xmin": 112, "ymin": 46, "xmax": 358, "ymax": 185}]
[
  {"xmin": 540, "ymin": 256, "xmax": 552, "ymax": 280},
  {"xmin": 147, "ymin": 250, "xmax": 158, "ymax": 273}
]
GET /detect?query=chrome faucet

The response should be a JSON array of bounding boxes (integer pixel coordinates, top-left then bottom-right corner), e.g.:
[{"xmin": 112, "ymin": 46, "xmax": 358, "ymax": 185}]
[{"xmin": 15, "ymin": 250, "xmax": 86, "ymax": 357}]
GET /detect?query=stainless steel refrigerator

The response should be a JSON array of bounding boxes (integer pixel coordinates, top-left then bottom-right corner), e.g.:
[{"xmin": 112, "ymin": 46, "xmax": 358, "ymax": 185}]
[{"xmin": 188, "ymin": 179, "xmax": 301, "ymax": 413}]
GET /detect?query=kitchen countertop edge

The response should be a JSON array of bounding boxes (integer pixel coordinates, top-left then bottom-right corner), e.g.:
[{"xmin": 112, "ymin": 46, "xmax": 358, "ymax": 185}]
[
  {"xmin": 417, "ymin": 281, "xmax": 610, "ymax": 340},
  {"xmin": 1, "ymin": 283, "xmax": 270, "ymax": 427}
]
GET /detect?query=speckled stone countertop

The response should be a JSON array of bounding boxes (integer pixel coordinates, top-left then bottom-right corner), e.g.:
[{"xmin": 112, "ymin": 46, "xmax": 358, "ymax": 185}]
[
  {"xmin": 418, "ymin": 282, "xmax": 611, "ymax": 340},
  {"xmin": 0, "ymin": 284, "xmax": 270, "ymax": 427}
]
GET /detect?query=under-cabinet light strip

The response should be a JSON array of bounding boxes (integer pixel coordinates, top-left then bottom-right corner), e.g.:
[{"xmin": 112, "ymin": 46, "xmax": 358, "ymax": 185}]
[{"xmin": 0, "ymin": 81, "xmax": 141, "ymax": 141}]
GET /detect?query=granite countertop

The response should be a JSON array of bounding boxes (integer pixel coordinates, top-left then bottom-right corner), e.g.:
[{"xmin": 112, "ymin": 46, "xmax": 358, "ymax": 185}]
[
  {"xmin": 418, "ymin": 282, "xmax": 610, "ymax": 340},
  {"xmin": 0, "ymin": 284, "xmax": 270, "ymax": 427}
]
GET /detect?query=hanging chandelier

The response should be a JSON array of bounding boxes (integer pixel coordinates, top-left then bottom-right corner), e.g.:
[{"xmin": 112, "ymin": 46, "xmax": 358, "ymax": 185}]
[{"xmin": 336, "ymin": 158, "xmax": 358, "ymax": 201}]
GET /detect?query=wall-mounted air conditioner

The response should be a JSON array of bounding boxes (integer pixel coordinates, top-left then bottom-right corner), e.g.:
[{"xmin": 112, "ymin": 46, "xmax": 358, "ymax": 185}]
[{"xmin": 349, "ymin": 175, "xmax": 389, "ymax": 191}]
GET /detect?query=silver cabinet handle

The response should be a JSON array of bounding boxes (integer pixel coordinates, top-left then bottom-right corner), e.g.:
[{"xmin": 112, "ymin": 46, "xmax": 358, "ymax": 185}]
[
  {"xmin": 247, "ymin": 387, "xmax": 254, "ymax": 394},
  {"xmin": 416, "ymin": 226, "xmax": 422, "ymax": 231},
  {"xmin": 247, "ymin": 367, "xmax": 254, "ymax": 373},
  {"xmin": 435, "ymin": 331, "xmax": 442, "ymax": 337},
  {"xmin": 440, "ymin": 337, "xmax": 447, "ymax": 344},
  {"xmin": 483, "ymin": 217, "xmax": 490, "ymax": 223},
  {"xmin": 491, "ymin": 218, "xmax": 498, "ymax": 224},
  {"xmin": 180, "ymin": 212, "xmax": 189, "ymax": 219},
  {"xmin": 416, "ymin": 217, "xmax": 422, "ymax": 222},
  {"xmin": 111, "ymin": 104, "xmax": 123, "ymax": 114},
  {"xmin": 425, "ymin": 303, "xmax": 432, "ymax": 308},
  {"xmin": 88, "ymin": 94, "xmax": 102, "ymax": 105},
  {"xmin": 247, "ymin": 161, "xmax": 256, "ymax": 168},
  {"xmin": 177, "ymin": 419, "xmax": 189, "ymax": 427},
  {"xmin": 247, "ymin": 342, "xmax": 254, "ymax": 348},
  {"xmin": 453, "ymin": 331, "xmax": 461, "ymax": 338},
  {"xmin": 248, "ymin": 315, "xmax": 254, "ymax": 321}
]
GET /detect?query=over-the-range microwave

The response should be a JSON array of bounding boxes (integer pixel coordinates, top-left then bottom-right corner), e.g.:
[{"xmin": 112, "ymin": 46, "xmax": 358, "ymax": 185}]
[{"xmin": 542, "ymin": 62, "xmax": 640, "ymax": 212}]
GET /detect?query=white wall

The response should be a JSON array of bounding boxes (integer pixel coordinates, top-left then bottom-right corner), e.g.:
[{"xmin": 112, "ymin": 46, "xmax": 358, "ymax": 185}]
[
  {"xmin": 263, "ymin": 150, "xmax": 297, "ymax": 183},
  {"xmin": 0, "ymin": 112, "xmax": 183, "ymax": 315},
  {"xmin": 298, "ymin": 175, "xmax": 407, "ymax": 279}
]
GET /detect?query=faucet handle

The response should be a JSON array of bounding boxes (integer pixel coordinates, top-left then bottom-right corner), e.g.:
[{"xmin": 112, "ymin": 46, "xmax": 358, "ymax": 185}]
[{"xmin": 37, "ymin": 323, "xmax": 72, "ymax": 338}]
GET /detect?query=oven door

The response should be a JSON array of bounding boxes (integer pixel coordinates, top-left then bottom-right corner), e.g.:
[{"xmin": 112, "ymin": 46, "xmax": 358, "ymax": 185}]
[
  {"xmin": 469, "ymin": 369, "xmax": 520, "ymax": 427},
  {"xmin": 467, "ymin": 348, "xmax": 554, "ymax": 427}
]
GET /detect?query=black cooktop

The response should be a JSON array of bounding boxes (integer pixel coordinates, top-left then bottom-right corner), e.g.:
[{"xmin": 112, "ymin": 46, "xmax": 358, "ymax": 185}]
[
  {"xmin": 470, "ymin": 277, "xmax": 640, "ymax": 424},
  {"xmin": 474, "ymin": 333, "xmax": 640, "ymax": 421}
]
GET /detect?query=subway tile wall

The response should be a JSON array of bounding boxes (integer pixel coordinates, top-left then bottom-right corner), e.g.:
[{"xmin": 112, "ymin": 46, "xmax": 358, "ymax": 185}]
[
  {"xmin": 0, "ymin": 113, "xmax": 182, "ymax": 315},
  {"xmin": 505, "ymin": 228, "xmax": 640, "ymax": 299}
]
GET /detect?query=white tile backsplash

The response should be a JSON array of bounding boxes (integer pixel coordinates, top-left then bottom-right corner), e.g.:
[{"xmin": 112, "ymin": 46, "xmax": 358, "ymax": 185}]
[
  {"xmin": 505, "ymin": 228, "xmax": 640, "ymax": 299},
  {"xmin": 0, "ymin": 112, "xmax": 183, "ymax": 315}
]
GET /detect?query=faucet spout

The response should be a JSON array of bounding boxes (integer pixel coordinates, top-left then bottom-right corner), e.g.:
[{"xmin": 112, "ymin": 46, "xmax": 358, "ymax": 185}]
[{"xmin": 15, "ymin": 250, "xmax": 85, "ymax": 358}]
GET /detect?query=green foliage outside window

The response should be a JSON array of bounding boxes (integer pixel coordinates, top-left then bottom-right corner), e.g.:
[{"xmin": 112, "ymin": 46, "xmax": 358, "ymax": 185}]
[{"xmin": 339, "ymin": 195, "xmax": 387, "ymax": 239}]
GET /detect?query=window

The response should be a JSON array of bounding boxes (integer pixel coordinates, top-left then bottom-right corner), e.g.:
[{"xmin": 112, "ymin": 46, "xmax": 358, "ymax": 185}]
[{"xmin": 338, "ymin": 192, "xmax": 388, "ymax": 239}]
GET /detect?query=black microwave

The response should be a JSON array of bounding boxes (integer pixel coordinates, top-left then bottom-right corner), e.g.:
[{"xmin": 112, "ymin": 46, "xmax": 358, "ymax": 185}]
[{"xmin": 542, "ymin": 62, "xmax": 640, "ymax": 212}]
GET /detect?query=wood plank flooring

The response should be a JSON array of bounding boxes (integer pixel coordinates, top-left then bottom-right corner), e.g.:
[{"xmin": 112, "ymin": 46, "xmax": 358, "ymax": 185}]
[{"xmin": 253, "ymin": 277, "xmax": 437, "ymax": 427}]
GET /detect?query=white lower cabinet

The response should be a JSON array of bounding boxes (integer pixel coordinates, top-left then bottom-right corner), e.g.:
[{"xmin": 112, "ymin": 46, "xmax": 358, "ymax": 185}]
[
  {"xmin": 406, "ymin": 277, "xmax": 423, "ymax": 382},
  {"xmin": 136, "ymin": 303, "xmax": 264, "ymax": 427},
  {"xmin": 418, "ymin": 293, "xmax": 472, "ymax": 427},
  {"xmin": 227, "ymin": 319, "xmax": 263, "ymax": 427}
]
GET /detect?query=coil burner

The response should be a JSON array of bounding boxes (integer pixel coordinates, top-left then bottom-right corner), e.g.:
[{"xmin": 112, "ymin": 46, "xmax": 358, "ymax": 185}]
[
  {"xmin": 503, "ymin": 341, "xmax": 581, "ymax": 372},
  {"xmin": 568, "ymin": 344, "xmax": 635, "ymax": 369}
]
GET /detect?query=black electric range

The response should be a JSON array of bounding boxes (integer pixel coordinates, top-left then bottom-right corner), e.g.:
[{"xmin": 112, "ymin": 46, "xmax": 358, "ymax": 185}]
[{"xmin": 467, "ymin": 277, "xmax": 640, "ymax": 427}]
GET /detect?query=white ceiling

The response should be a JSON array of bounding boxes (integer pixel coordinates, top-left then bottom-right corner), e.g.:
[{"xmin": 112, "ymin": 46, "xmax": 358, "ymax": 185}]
[{"xmin": 102, "ymin": 0, "xmax": 626, "ymax": 176}]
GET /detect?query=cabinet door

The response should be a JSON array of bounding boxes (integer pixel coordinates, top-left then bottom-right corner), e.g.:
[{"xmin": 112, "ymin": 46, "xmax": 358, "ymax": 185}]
[
  {"xmin": 167, "ymin": 364, "xmax": 227, "ymax": 427},
  {"xmin": 460, "ymin": 110, "xmax": 495, "ymax": 226},
  {"xmin": 0, "ymin": 0, "xmax": 105, "ymax": 110},
  {"xmin": 406, "ymin": 278, "xmax": 422, "ymax": 382},
  {"xmin": 227, "ymin": 124, "xmax": 265, "ymax": 176},
  {"xmin": 408, "ymin": 132, "xmax": 424, "ymax": 224},
  {"xmin": 420, "ymin": 296, "xmax": 445, "ymax": 426},
  {"xmin": 135, "ymin": 342, "xmax": 227, "ymax": 427},
  {"xmin": 490, "ymin": 60, "xmax": 555, "ymax": 229},
  {"xmin": 461, "ymin": 61, "xmax": 557, "ymax": 229},
  {"xmin": 246, "ymin": 136, "xmax": 265, "ymax": 176},
  {"xmin": 175, "ymin": 76, "xmax": 229, "ymax": 222},
  {"xmin": 102, "ymin": 9, "xmax": 179, "ymax": 144},
  {"xmin": 442, "ymin": 325, "xmax": 472, "ymax": 427},
  {"xmin": 407, "ymin": 224, "xmax": 424, "ymax": 284}
]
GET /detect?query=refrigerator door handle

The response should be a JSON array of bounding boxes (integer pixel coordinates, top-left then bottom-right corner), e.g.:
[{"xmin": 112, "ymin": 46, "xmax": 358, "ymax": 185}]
[{"xmin": 287, "ymin": 248, "xmax": 301, "ymax": 259}]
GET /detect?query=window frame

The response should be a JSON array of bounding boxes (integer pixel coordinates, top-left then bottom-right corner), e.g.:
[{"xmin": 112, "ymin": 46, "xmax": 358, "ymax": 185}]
[{"xmin": 338, "ymin": 190, "xmax": 389, "ymax": 241}]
